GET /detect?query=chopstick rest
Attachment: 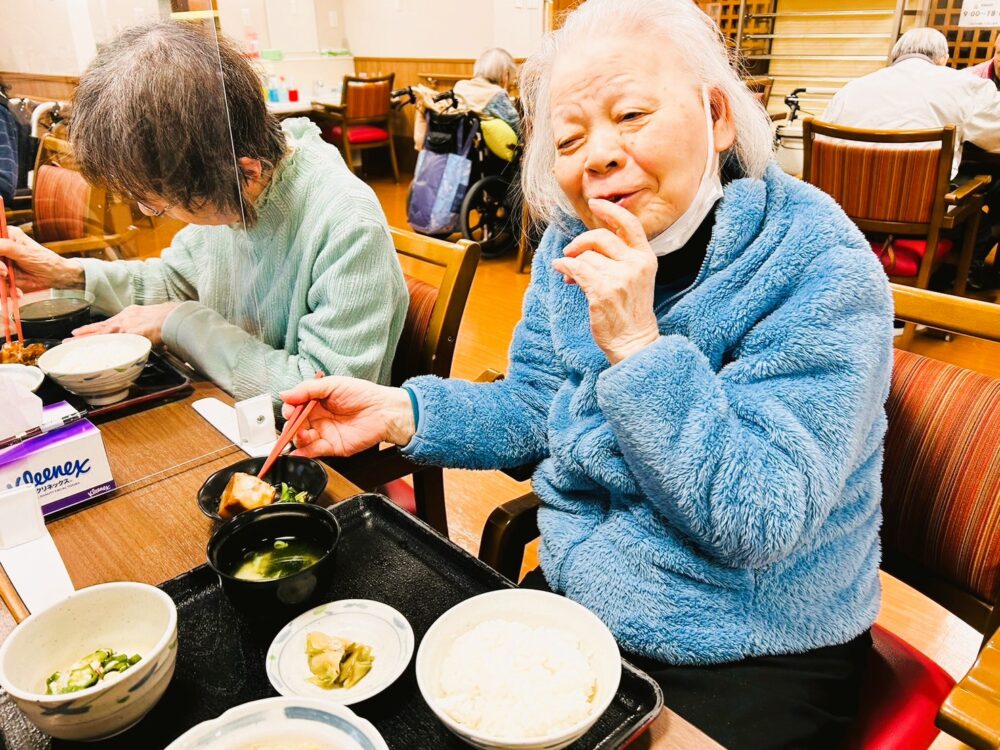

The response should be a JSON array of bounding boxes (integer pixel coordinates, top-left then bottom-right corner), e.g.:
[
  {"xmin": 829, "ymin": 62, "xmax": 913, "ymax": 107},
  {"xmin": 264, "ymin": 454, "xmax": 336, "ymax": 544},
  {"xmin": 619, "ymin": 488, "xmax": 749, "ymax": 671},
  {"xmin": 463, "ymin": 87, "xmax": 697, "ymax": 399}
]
[{"xmin": 0, "ymin": 485, "xmax": 74, "ymax": 615}]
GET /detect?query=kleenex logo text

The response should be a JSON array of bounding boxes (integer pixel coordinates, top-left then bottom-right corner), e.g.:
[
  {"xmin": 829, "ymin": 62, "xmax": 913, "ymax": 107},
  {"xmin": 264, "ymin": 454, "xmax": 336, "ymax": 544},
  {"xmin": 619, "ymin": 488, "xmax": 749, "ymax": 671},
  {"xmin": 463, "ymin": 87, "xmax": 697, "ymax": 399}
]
[{"xmin": 14, "ymin": 459, "xmax": 91, "ymax": 487}]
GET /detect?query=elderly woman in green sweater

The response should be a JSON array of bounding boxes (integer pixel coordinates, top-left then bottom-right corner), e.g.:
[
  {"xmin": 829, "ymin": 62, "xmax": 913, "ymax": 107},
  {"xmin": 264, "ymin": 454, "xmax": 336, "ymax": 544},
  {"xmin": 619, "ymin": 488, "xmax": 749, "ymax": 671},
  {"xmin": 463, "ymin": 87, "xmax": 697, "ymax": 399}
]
[{"xmin": 0, "ymin": 21, "xmax": 407, "ymax": 401}]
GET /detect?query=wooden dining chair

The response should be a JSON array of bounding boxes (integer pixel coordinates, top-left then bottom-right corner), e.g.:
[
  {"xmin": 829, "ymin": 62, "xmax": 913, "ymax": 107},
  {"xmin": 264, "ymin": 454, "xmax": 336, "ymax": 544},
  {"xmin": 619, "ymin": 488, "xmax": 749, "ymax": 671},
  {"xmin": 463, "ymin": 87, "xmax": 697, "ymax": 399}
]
[
  {"xmin": 477, "ymin": 284, "xmax": 1000, "ymax": 750},
  {"xmin": 13, "ymin": 135, "xmax": 137, "ymax": 258},
  {"xmin": 801, "ymin": 119, "xmax": 991, "ymax": 301},
  {"xmin": 321, "ymin": 228, "xmax": 480, "ymax": 536},
  {"xmin": 314, "ymin": 74, "xmax": 400, "ymax": 183},
  {"xmin": 744, "ymin": 76, "xmax": 773, "ymax": 108}
]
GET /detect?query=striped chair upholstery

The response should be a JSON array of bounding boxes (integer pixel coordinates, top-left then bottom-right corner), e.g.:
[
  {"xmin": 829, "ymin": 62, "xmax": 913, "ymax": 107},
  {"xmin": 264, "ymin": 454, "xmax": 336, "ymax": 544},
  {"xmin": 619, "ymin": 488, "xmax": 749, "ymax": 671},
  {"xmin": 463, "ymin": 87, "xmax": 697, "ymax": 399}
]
[
  {"xmin": 881, "ymin": 349, "xmax": 1000, "ymax": 605},
  {"xmin": 344, "ymin": 79, "xmax": 392, "ymax": 119},
  {"xmin": 32, "ymin": 164, "xmax": 91, "ymax": 244},
  {"xmin": 810, "ymin": 138, "xmax": 941, "ymax": 224},
  {"xmin": 391, "ymin": 274, "xmax": 439, "ymax": 387}
]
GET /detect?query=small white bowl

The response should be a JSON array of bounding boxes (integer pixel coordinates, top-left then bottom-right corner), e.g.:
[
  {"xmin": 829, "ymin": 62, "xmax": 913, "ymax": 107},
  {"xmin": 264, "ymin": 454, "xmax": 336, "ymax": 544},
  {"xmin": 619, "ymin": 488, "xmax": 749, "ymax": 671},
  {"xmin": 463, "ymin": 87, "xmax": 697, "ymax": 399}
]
[
  {"xmin": 164, "ymin": 696, "xmax": 389, "ymax": 750},
  {"xmin": 0, "ymin": 363, "xmax": 44, "ymax": 392},
  {"xmin": 37, "ymin": 333, "xmax": 151, "ymax": 406},
  {"xmin": 0, "ymin": 581, "xmax": 178, "ymax": 741},
  {"xmin": 416, "ymin": 589, "xmax": 622, "ymax": 750}
]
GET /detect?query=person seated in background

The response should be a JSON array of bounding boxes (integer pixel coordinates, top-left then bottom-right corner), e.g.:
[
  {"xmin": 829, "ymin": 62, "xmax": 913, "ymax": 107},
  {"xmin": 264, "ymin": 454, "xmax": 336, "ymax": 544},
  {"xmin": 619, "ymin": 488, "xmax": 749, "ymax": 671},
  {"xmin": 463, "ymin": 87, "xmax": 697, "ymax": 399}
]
[
  {"xmin": 454, "ymin": 47, "xmax": 521, "ymax": 134},
  {"xmin": 823, "ymin": 27, "xmax": 1000, "ymax": 290},
  {"xmin": 967, "ymin": 32, "xmax": 999, "ymax": 89},
  {"xmin": 281, "ymin": 0, "xmax": 894, "ymax": 747},
  {"xmin": 0, "ymin": 21, "xmax": 407, "ymax": 404}
]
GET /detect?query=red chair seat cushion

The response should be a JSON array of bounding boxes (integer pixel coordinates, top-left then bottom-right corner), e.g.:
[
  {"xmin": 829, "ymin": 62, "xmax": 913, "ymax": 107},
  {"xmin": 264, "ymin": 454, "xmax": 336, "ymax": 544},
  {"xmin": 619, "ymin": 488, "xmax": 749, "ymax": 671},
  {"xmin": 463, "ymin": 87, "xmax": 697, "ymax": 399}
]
[
  {"xmin": 869, "ymin": 238, "xmax": 953, "ymax": 277},
  {"xmin": 324, "ymin": 124, "xmax": 390, "ymax": 145},
  {"xmin": 849, "ymin": 624, "xmax": 956, "ymax": 749}
]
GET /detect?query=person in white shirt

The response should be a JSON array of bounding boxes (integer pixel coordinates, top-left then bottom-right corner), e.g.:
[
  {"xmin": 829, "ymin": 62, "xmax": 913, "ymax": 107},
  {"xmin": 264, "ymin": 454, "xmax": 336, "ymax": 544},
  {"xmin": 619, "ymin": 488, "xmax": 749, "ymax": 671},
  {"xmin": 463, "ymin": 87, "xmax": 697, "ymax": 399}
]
[{"xmin": 823, "ymin": 27, "xmax": 1000, "ymax": 289}]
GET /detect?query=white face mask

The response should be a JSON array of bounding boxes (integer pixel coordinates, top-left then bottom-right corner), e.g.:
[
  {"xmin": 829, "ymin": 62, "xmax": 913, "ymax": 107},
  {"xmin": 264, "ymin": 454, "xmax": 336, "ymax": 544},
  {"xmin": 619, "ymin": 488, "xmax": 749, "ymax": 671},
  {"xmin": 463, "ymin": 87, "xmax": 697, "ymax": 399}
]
[{"xmin": 647, "ymin": 87, "xmax": 724, "ymax": 257}]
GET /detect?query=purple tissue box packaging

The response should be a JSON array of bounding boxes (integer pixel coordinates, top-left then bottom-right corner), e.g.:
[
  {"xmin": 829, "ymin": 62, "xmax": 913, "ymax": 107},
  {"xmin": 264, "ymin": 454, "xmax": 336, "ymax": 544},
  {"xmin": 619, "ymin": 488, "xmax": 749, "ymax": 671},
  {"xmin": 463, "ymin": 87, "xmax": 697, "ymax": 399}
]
[{"xmin": 0, "ymin": 403, "xmax": 116, "ymax": 517}]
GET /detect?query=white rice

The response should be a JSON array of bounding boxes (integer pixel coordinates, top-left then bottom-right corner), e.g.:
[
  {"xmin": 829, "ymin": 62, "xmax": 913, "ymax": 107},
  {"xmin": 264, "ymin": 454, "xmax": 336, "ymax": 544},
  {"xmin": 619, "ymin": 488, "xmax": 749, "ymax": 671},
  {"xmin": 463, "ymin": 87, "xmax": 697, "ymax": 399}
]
[
  {"xmin": 49, "ymin": 343, "xmax": 138, "ymax": 374},
  {"xmin": 437, "ymin": 619, "xmax": 597, "ymax": 739}
]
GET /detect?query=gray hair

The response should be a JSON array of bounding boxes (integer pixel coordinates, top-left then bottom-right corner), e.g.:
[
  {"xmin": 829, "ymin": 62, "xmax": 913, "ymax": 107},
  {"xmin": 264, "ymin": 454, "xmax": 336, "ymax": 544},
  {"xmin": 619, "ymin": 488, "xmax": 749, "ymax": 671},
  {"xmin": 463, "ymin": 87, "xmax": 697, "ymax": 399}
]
[
  {"xmin": 474, "ymin": 48, "xmax": 517, "ymax": 88},
  {"xmin": 890, "ymin": 27, "xmax": 949, "ymax": 64},
  {"xmin": 520, "ymin": 0, "xmax": 773, "ymax": 228},
  {"xmin": 71, "ymin": 20, "xmax": 286, "ymax": 227}
]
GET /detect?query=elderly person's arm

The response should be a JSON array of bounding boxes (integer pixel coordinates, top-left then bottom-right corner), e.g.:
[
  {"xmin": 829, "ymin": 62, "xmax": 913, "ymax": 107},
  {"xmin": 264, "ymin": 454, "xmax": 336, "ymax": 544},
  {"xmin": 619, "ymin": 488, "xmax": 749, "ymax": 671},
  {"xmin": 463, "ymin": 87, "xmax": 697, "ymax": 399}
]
[
  {"xmin": 401, "ymin": 238, "xmax": 564, "ymax": 468},
  {"xmin": 77, "ymin": 227, "xmax": 200, "ymax": 310},
  {"xmin": 596, "ymin": 246, "xmax": 892, "ymax": 569},
  {"xmin": 168, "ymin": 220, "xmax": 405, "ymax": 398},
  {"xmin": 963, "ymin": 77, "xmax": 1000, "ymax": 152},
  {"xmin": 79, "ymin": 219, "xmax": 405, "ymax": 400}
]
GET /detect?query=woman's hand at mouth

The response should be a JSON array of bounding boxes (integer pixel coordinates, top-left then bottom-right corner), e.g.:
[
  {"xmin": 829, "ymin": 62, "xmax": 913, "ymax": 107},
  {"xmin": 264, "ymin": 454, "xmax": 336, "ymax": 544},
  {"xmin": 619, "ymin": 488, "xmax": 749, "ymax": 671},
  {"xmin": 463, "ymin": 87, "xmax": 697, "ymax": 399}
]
[{"xmin": 552, "ymin": 197, "xmax": 660, "ymax": 365}]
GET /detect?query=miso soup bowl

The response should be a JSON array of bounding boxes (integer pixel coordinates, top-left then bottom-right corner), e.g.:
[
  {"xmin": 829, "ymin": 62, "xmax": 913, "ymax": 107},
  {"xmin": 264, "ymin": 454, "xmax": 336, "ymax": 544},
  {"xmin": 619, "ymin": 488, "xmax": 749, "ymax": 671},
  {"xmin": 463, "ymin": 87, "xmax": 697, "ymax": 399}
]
[
  {"xmin": 0, "ymin": 582, "xmax": 178, "ymax": 741},
  {"xmin": 207, "ymin": 503, "xmax": 340, "ymax": 614},
  {"xmin": 16, "ymin": 289, "xmax": 95, "ymax": 340}
]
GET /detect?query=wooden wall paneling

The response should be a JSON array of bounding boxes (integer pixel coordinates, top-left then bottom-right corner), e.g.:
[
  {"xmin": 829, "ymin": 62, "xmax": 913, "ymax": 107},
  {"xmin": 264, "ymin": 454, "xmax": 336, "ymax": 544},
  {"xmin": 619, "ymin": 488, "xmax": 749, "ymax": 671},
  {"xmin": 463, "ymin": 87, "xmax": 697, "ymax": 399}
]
[{"xmin": 0, "ymin": 73, "xmax": 78, "ymax": 101}]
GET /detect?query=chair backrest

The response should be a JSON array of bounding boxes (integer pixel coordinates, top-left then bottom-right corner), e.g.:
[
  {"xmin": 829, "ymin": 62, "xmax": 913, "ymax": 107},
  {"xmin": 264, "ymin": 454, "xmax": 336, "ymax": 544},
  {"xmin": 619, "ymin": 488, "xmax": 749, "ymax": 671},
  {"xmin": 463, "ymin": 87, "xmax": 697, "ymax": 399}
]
[
  {"xmin": 882, "ymin": 285, "xmax": 1000, "ymax": 643},
  {"xmin": 802, "ymin": 119, "xmax": 954, "ymax": 232},
  {"xmin": 389, "ymin": 227, "xmax": 480, "ymax": 387},
  {"xmin": 745, "ymin": 76, "xmax": 773, "ymax": 108},
  {"xmin": 341, "ymin": 74, "xmax": 394, "ymax": 122},
  {"xmin": 33, "ymin": 164, "xmax": 103, "ymax": 244}
]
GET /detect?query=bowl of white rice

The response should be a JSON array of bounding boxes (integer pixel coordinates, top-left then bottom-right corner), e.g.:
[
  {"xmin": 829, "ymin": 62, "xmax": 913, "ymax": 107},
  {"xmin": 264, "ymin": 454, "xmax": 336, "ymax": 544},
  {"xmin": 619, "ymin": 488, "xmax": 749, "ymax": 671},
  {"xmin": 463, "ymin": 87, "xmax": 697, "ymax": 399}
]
[
  {"xmin": 37, "ymin": 333, "xmax": 151, "ymax": 406},
  {"xmin": 416, "ymin": 589, "xmax": 621, "ymax": 750}
]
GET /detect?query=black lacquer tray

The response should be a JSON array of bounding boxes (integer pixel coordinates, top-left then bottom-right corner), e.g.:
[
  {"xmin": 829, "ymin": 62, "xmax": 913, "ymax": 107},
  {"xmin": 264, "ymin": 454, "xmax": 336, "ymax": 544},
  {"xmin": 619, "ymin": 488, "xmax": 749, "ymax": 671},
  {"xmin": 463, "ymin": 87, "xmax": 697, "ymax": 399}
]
[
  {"xmin": 0, "ymin": 494, "xmax": 663, "ymax": 749},
  {"xmin": 33, "ymin": 348, "xmax": 192, "ymax": 423}
]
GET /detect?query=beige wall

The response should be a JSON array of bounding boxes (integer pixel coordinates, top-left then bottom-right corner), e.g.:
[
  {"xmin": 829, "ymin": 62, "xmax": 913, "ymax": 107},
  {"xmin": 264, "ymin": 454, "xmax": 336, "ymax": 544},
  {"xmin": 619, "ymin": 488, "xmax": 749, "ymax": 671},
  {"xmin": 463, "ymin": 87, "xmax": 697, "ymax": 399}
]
[
  {"xmin": 342, "ymin": 0, "xmax": 544, "ymax": 59},
  {"xmin": 0, "ymin": 0, "xmax": 99, "ymax": 76}
]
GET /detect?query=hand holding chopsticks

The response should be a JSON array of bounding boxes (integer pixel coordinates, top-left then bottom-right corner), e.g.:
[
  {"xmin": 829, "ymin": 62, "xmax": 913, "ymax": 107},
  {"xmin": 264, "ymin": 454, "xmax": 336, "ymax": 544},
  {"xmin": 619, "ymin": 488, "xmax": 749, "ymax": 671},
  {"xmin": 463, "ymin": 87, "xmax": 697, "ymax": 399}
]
[
  {"xmin": 0, "ymin": 197, "xmax": 24, "ymax": 346},
  {"xmin": 258, "ymin": 371, "xmax": 325, "ymax": 480}
]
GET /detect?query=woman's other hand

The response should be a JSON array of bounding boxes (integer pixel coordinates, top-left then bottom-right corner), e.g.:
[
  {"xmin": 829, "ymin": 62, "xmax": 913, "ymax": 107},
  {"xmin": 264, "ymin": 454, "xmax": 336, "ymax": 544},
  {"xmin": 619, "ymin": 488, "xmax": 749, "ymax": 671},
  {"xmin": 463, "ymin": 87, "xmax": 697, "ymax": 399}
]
[
  {"xmin": 71, "ymin": 302, "xmax": 180, "ymax": 346},
  {"xmin": 280, "ymin": 377, "xmax": 416, "ymax": 458},
  {"xmin": 552, "ymin": 198, "xmax": 660, "ymax": 364},
  {"xmin": 0, "ymin": 226, "xmax": 86, "ymax": 292}
]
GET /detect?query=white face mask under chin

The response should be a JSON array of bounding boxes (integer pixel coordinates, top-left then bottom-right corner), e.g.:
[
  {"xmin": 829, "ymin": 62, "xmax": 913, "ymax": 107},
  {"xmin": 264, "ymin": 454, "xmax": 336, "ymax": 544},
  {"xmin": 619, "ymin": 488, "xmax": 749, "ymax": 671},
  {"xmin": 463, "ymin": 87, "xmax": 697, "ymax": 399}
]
[{"xmin": 647, "ymin": 88, "xmax": 724, "ymax": 258}]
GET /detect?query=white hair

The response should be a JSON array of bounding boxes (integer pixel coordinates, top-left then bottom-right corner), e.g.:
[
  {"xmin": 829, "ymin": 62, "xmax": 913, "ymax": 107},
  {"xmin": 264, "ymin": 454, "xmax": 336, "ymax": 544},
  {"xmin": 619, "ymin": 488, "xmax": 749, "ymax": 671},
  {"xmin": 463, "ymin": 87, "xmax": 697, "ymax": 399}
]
[
  {"xmin": 890, "ymin": 27, "xmax": 949, "ymax": 64},
  {"xmin": 519, "ymin": 0, "xmax": 773, "ymax": 227},
  {"xmin": 474, "ymin": 47, "xmax": 517, "ymax": 88}
]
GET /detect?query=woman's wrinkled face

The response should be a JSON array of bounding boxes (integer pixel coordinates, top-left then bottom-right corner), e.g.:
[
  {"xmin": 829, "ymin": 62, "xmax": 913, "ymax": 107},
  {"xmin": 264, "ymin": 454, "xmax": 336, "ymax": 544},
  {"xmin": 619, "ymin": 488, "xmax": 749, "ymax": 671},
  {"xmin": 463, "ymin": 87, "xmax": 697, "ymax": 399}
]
[{"xmin": 549, "ymin": 35, "xmax": 735, "ymax": 237}]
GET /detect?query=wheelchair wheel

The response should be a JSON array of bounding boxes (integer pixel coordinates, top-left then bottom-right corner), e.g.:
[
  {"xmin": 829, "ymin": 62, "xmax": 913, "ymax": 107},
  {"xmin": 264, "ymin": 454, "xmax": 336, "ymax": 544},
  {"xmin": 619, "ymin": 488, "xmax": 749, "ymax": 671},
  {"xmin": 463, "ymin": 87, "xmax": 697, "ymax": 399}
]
[{"xmin": 460, "ymin": 175, "xmax": 516, "ymax": 258}]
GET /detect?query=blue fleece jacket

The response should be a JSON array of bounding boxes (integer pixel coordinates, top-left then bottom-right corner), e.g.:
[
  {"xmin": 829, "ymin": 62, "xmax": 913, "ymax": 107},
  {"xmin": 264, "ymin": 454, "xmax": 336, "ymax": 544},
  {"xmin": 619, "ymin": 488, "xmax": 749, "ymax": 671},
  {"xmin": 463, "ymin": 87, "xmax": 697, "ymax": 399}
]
[{"xmin": 403, "ymin": 164, "xmax": 893, "ymax": 665}]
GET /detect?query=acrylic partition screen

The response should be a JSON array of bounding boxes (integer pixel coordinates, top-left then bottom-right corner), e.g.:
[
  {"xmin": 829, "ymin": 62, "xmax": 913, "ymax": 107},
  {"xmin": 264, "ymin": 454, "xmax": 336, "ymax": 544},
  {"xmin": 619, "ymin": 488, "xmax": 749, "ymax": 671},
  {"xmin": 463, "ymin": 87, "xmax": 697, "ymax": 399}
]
[{"xmin": 0, "ymin": 1, "xmax": 292, "ymax": 521}]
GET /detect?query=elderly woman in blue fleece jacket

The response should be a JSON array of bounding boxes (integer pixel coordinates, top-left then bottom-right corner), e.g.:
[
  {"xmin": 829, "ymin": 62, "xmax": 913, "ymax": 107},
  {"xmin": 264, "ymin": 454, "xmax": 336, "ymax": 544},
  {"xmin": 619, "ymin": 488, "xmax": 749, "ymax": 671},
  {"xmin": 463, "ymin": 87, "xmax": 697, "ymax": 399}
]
[{"xmin": 283, "ymin": 0, "xmax": 893, "ymax": 746}]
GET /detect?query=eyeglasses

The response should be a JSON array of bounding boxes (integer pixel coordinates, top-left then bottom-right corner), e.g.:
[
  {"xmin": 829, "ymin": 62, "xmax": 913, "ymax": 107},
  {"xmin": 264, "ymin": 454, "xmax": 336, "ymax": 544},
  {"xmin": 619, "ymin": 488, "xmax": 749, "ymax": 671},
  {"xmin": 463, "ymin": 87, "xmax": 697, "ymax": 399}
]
[{"xmin": 137, "ymin": 200, "xmax": 175, "ymax": 218}]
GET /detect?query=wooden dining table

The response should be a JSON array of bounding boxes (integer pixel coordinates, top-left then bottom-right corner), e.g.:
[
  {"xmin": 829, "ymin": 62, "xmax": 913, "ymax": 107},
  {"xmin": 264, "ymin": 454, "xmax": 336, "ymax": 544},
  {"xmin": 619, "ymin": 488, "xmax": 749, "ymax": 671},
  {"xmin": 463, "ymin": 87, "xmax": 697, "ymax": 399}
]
[{"xmin": 0, "ymin": 379, "xmax": 720, "ymax": 749}]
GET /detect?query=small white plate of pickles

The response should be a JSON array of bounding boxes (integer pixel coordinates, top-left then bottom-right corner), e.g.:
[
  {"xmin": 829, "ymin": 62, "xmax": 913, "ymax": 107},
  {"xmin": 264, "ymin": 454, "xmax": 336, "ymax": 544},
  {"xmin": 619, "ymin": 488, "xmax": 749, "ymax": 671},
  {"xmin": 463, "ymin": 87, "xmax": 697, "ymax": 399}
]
[{"xmin": 266, "ymin": 599, "xmax": 414, "ymax": 706}]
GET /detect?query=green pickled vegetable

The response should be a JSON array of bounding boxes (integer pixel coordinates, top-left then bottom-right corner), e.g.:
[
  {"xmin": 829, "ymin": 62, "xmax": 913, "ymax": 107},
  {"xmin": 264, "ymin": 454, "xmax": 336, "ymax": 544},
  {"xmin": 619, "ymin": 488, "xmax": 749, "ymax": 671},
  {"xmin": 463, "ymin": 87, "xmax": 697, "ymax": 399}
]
[
  {"xmin": 45, "ymin": 649, "xmax": 142, "ymax": 695},
  {"xmin": 305, "ymin": 631, "xmax": 374, "ymax": 690},
  {"xmin": 277, "ymin": 483, "xmax": 309, "ymax": 504}
]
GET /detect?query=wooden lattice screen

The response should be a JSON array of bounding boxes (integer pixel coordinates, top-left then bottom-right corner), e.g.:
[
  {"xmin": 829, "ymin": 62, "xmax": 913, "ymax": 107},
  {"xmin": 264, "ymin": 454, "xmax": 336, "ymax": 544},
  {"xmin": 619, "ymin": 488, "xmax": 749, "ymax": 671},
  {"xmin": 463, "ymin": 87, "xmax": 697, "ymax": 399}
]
[
  {"xmin": 926, "ymin": 1, "xmax": 997, "ymax": 69},
  {"xmin": 696, "ymin": 2, "xmax": 776, "ymax": 64}
]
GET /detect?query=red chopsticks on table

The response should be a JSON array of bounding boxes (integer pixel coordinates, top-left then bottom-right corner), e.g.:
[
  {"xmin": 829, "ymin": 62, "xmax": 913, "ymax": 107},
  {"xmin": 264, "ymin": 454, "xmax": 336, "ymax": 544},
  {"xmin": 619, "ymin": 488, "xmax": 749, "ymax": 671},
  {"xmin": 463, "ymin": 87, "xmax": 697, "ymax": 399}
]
[
  {"xmin": 0, "ymin": 197, "xmax": 24, "ymax": 346},
  {"xmin": 258, "ymin": 370, "xmax": 325, "ymax": 480}
]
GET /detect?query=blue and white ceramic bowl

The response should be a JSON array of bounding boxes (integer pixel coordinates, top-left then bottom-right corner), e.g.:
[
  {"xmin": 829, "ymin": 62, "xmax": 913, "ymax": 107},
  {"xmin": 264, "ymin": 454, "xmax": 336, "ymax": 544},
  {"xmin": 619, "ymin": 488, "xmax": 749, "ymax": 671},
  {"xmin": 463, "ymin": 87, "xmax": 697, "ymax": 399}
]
[
  {"xmin": 0, "ymin": 582, "xmax": 177, "ymax": 741},
  {"xmin": 37, "ymin": 333, "xmax": 150, "ymax": 406},
  {"xmin": 164, "ymin": 697, "xmax": 389, "ymax": 750},
  {"xmin": 266, "ymin": 599, "xmax": 414, "ymax": 705}
]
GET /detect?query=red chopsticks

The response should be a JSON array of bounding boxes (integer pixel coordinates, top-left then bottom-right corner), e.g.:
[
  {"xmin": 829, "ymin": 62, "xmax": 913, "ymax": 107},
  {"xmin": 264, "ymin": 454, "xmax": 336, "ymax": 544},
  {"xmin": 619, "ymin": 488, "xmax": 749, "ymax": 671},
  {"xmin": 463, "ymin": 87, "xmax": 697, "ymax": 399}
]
[
  {"xmin": 258, "ymin": 370, "xmax": 325, "ymax": 480},
  {"xmin": 0, "ymin": 197, "xmax": 23, "ymax": 346}
]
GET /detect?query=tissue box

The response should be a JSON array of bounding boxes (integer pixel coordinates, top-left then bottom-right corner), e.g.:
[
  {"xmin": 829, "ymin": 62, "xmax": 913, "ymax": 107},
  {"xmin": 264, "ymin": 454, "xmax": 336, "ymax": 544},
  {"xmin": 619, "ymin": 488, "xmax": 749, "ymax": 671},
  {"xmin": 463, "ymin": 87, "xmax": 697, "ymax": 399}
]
[{"xmin": 0, "ymin": 402, "xmax": 116, "ymax": 517}]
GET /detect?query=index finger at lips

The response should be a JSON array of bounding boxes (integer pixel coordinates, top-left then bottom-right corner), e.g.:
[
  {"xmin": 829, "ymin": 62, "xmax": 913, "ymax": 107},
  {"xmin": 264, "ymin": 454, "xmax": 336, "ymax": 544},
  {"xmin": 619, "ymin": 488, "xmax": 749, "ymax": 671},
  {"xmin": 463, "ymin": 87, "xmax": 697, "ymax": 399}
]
[{"xmin": 588, "ymin": 198, "xmax": 647, "ymax": 248}]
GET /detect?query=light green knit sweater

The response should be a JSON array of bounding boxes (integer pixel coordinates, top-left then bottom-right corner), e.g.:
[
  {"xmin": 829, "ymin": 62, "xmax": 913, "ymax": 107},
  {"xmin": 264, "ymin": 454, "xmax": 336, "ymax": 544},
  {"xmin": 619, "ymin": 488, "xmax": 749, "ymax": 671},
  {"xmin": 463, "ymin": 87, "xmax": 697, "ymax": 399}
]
[{"xmin": 79, "ymin": 118, "xmax": 407, "ymax": 402}]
